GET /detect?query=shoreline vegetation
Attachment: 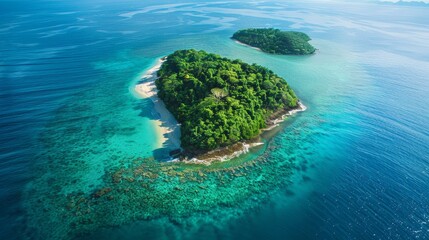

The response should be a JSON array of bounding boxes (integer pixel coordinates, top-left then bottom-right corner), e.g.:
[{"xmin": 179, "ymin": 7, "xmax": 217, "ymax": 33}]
[
  {"xmin": 232, "ymin": 28, "xmax": 316, "ymax": 55},
  {"xmin": 135, "ymin": 52, "xmax": 306, "ymax": 164},
  {"xmin": 179, "ymin": 100, "xmax": 306, "ymax": 164}
]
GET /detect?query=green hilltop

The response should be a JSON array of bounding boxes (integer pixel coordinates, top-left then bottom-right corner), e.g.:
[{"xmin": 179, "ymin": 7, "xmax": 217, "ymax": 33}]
[
  {"xmin": 156, "ymin": 49, "xmax": 299, "ymax": 151},
  {"xmin": 232, "ymin": 28, "xmax": 316, "ymax": 55}
]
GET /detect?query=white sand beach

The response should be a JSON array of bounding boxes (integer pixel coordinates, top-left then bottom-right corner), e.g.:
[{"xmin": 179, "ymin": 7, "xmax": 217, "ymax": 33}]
[
  {"xmin": 233, "ymin": 40, "xmax": 262, "ymax": 51},
  {"xmin": 134, "ymin": 58, "xmax": 181, "ymax": 150}
]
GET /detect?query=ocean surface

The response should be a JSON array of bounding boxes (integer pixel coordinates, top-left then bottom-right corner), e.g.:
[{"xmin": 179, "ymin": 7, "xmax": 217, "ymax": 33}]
[{"xmin": 1, "ymin": 0, "xmax": 428, "ymax": 239}]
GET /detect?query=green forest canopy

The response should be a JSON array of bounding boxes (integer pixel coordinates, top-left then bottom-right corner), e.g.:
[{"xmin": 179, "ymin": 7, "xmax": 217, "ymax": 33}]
[
  {"xmin": 156, "ymin": 49, "xmax": 299, "ymax": 151},
  {"xmin": 232, "ymin": 28, "xmax": 316, "ymax": 55}
]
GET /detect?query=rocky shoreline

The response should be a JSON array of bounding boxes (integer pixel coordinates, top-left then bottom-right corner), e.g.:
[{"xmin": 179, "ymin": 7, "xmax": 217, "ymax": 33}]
[{"xmin": 175, "ymin": 101, "xmax": 307, "ymax": 164}]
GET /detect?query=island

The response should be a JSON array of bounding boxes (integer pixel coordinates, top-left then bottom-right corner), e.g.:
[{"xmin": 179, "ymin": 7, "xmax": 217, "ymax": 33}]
[
  {"xmin": 232, "ymin": 28, "xmax": 316, "ymax": 55},
  {"xmin": 151, "ymin": 49, "xmax": 303, "ymax": 158}
]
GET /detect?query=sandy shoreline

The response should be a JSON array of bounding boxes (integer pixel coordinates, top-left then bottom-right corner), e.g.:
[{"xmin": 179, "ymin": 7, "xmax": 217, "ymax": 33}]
[
  {"xmin": 233, "ymin": 39, "xmax": 262, "ymax": 51},
  {"xmin": 135, "ymin": 57, "xmax": 306, "ymax": 164},
  {"xmin": 134, "ymin": 58, "xmax": 181, "ymax": 150}
]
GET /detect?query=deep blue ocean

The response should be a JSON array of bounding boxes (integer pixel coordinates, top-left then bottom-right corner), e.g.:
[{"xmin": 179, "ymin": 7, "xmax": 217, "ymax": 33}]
[{"xmin": 1, "ymin": 0, "xmax": 429, "ymax": 239}]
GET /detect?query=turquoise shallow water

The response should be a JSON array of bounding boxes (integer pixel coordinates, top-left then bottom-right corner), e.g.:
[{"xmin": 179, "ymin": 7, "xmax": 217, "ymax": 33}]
[{"xmin": 1, "ymin": 0, "xmax": 429, "ymax": 239}]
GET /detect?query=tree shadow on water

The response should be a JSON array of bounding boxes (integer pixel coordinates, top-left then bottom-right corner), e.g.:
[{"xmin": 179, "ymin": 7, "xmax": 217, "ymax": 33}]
[{"xmin": 135, "ymin": 97, "xmax": 181, "ymax": 162}]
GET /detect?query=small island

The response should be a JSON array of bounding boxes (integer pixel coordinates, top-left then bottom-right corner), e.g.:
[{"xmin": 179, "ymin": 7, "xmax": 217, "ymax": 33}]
[
  {"xmin": 154, "ymin": 49, "xmax": 302, "ymax": 156},
  {"xmin": 232, "ymin": 28, "xmax": 316, "ymax": 55}
]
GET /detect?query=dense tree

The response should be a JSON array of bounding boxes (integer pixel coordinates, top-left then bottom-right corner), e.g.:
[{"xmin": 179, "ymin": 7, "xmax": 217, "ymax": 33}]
[
  {"xmin": 156, "ymin": 49, "xmax": 299, "ymax": 150},
  {"xmin": 232, "ymin": 28, "xmax": 316, "ymax": 55}
]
